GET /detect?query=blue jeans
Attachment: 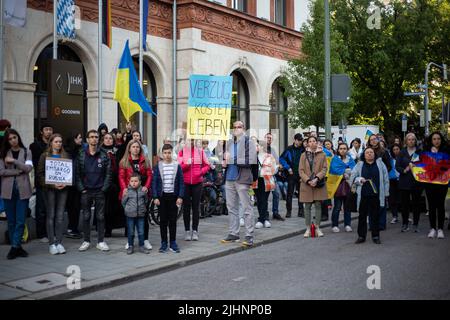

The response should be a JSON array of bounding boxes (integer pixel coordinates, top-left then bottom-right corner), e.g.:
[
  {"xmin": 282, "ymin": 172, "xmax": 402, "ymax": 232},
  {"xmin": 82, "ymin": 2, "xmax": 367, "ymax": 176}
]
[
  {"xmin": 277, "ymin": 181, "xmax": 287, "ymax": 199},
  {"xmin": 127, "ymin": 217, "xmax": 145, "ymax": 247},
  {"xmin": 0, "ymin": 198, "xmax": 4, "ymax": 212},
  {"xmin": 272, "ymin": 184, "xmax": 280, "ymax": 215},
  {"xmin": 331, "ymin": 197, "xmax": 351, "ymax": 227},
  {"xmin": 3, "ymin": 184, "xmax": 29, "ymax": 248}
]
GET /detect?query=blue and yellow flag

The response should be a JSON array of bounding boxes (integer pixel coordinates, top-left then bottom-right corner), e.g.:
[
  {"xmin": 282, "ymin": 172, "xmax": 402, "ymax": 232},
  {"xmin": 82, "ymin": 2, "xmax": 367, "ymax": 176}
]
[
  {"xmin": 412, "ymin": 151, "xmax": 450, "ymax": 185},
  {"xmin": 323, "ymin": 147, "xmax": 333, "ymax": 176},
  {"xmin": 326, "ymin": 155, "xmax": 356, "ymax": 199},
  {"xmin": 113, "ymin": 40, "xmax": 156, "ymax": 121},
  {"xmin": 364, "ymin": 129, "xmax": 374, "ymax": 143}
]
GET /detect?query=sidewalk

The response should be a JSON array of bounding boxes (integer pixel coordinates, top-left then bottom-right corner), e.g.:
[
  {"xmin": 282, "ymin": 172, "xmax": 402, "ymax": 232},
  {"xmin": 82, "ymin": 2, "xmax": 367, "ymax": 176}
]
[{"xmin": 0, "ymin": 201, "xmax": 354, "ymax": 300}]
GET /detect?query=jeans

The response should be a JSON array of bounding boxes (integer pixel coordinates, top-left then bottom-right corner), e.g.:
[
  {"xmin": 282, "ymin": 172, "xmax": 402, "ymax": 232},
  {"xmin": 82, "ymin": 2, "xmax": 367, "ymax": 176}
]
[
  {"xmin": 425, "ymin": 184, "xmax": 447, "ymax": 230},
  {"xmin": 225, "ymin": 181, "xmax": 254, "ymax": 238},
  {"xmin": 81, "ymin": 189, "xmax": 105, "ymax": 243},
  {"xmin": 358, "ymin": 196, "xmax": 380, "ymax": 239},
  {"xmin": 46, "ymin": 189, "xmax": 68, "ymax": 245},
  {"xmin": 127, "ymin": 217, "xmax": 145, "ymax": 247},
  {"xmin": 331, "ymin": 197, "xmax": 351, "ymax": 227},
  {"xmin": 4, "ymin": 184, "xmax": 29, "ymax": 248},
  {"xmin": 286, "ymin": 174, "xmax": 301, "ymax": 213},
  {"xmin": 272, "ymin": 184, "xmax": 280, "ymax": 215},
  {"xmin": 304, "ymin": 201, "xmax": 322, "ymax": 227},
  {"xmin": 183, "ymin": 184, "xmax": 202, "ymax": 232},
  {"xmin": 159, "ymin": 193, "xmax": 178, "ymax": 243},
  {"xmin": 277, "ymin": 181, "xmax": 287, "ymax": 200},
  {"xmin": 256, "ymin": 178, "xmax": 270, "ymax": 223},
  {"xmin": 35, "ymin": 187, "xmax": 47, "ymax": 238}
]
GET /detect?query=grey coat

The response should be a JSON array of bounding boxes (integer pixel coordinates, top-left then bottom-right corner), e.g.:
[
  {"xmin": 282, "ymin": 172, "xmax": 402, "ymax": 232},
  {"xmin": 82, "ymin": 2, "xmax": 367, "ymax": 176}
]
[
  {"xmin": 0, "ymin": 148, "xmax": 33, "ymax": 200},
  {"xmin": 121, "ymin": 186, "xmax": 148, "ymax": 218},
  {"xmin": 350, "ymin": 158, "xmax": 390, "ymax": 211},
  {"xmin": 225, "ymin": 135, "xmax": 257, "ymax": 185}
]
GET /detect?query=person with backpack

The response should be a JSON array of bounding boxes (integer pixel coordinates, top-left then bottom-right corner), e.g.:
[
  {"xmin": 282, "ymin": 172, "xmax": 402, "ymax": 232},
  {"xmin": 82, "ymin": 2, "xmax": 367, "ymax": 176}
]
[
  {"xmin": 0, "ymin": 129, "xmax": 33, "ymax": 259},
  {"xmin": 178, "ymin": 139, "xmax": 210, "ymax": 241},
  {"xmin": 279, "ymin": 133, "xmax": 305, "ymax": 218}
]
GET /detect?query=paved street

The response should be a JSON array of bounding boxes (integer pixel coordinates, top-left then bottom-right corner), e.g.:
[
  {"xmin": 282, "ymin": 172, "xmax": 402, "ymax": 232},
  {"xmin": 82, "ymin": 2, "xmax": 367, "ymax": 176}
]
[{"xmin": 76, "ymin": 219, "xmax": 450, "ymax": 300}]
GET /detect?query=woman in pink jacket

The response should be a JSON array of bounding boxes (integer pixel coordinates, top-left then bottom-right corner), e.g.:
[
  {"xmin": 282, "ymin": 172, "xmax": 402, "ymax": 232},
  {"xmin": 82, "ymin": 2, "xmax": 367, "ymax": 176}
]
[{"xmin": 178, "ymin": 139, "xmax": 210, "ymax": 241}]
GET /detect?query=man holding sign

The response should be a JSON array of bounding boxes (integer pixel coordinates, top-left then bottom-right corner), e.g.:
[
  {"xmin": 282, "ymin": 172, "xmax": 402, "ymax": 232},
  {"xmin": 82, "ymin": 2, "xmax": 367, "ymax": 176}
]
[{"xmin": 37, "ymin": 134, "xmax": 71, "ymax": 255}]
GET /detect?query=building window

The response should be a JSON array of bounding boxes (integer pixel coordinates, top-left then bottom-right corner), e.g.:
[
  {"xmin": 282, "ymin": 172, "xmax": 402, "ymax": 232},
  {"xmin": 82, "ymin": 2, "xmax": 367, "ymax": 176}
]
[
  {"xmin": 269, "ymin": 79, "xmax": 288, "ymax": 153},
  {"xmin": 117, "ymin": 57, "xmax": 157, "ymax": 157},
  {"xmin": 231, "ymin": 71, "xmax": 250, "ymax": 130},
  {"xmin": 274, "ymin": 0, "xmax": 286, "ymax": 26},
  {"xmin": 232, "ymin": 0, "xmax": 248, "ymax": 13}
]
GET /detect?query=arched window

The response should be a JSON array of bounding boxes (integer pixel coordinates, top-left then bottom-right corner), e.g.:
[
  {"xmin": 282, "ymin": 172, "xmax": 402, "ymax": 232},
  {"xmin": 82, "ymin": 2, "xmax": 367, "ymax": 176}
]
[
  {"xmin": 269, "ymin": 79, "xmax": 288, "ymax": 152},
  {"xmin": 230, "ymin": 71, "xmax": 250, "ymax": 129},
  {"xmin": 117, "ymin": 58, "xmax": 157, "ymax": 156},
  {"xmin": 33, "ymin": 44, "xmax": 87, "ymax": 139}
]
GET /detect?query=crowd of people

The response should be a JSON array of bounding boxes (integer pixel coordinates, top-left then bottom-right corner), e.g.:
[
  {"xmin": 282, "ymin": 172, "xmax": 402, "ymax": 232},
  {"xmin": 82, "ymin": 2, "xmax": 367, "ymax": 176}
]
[{"xmin": 0, "ymin": 118, "xmax": 449, "ymax": 260}]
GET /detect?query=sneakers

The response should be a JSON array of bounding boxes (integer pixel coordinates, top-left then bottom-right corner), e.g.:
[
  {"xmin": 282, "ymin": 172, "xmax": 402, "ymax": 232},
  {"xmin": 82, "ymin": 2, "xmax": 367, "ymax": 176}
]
[
  {"xmin": 16, "ymin": 247, "xmax": 28, "ymax": 257},
  {"xmin": 255, "ymin": 221, "xmax": 264, "ymax": 229},
  {"xmin": 79, "ymin": 241, "xmax": 90, "ymax": 251},
  {"xmin": 192, "ymin": 231, "xmax": 199, "ymax": 241},
  {"xmin": 127, "ymin": 246, "xmax": 134, "ymax": 255},
  {"xmin": 144, "ymin": 240, "xmax": 152, "ymax": 250},
  {"xmin": 239, "ymin": 218, "xmax": 245, "ymax": 227},
  {"xmin": 355, "ymin": 237, "xmax": 365, "ymax": 244},
  {"xmin": 428, "ymin": 228, "xmax": 436, "ymax": 238},
  {"xmin": 0, "ymin": 211, "xmax": 6, "ymax": 220},
  {"xmin": 125, "ymin": 242, "xmax": 130, "ymax": 250},
  {"xmin": 169, "ymin": 241, "xmax": 180, "ymax": 253},
  {"xmin": 184, "ymin": 231, "xmax": 192, "ymax": 241},
  {"xmin": 316, "ymin": 228, "xmax": 324, "ymax": 237},
  {"xmin": 264, "ymin": 220, "xmax": 271, "ymax": 228},
  {"xmin": 304, "ymin": 228, "xmax": 311, "ymax": 238},
  {"xmin": 56, "ymin": 244, "xmax": 66, "ymax": 254},
  {"xmin": 345, "ymin": 225, "xmax": 353, "ymax": 232},
  {"xmin": 437, "ymin": 229, "xmax": 445, "ymax": 239},
  {"xmin": 221, "ymin": 234, "xmax": 240, "ymax": 243},
  {"xmin": 65, "ymin": 230, "xmax": 82, "ymax": 239},
  {"xmin": 139, "ymin": 246, "xmax": 151, "ymax": 254},
  {"xmin": 7, "ymin": 247, "xmax": 18, "ymax": 260},
  {"xmin": 273, "ymin": 214, "xmax": 285, "ymax": 221},
  {"xmin": 49, "ymin": 244, "xmax": 58, "ymax": 255},
  {"xmin": 96, "ymin": 242, "xmax": 110, "ymax": 251},
  {"xmin": 298, "ymin": 209, "xmax": 305, "ymax": 218},
  {"xmin": 390, "ymin": 218, "xmax": 398, "ymax": 224},
  {"xmin": 286, "ymin": 211, "xmax": 292, "ymax": 218},
  {"xmin": 159, "ymin": 241, "xmax": 168, "ymax": 253},
  {"xmin": 413, "ymin": 225, "xmax": 419, "ymax": 233},
  {"xmin": 242, "ymin": 236, "xmax": 254, "ymax": 247},
  {"xmin": 373, "ymin": 237, "xmax": 381, "ymax": 244},
  {"xmin": 332, "ymin": 227, "xmax": 340, "ymax": 233},
  {"xmin": 39, "ymin": 237, "xmax": 49, "ymax": 244},
  {"xmin": 401, "ymin": 225, "xmax": 409, "ymax": 232}
]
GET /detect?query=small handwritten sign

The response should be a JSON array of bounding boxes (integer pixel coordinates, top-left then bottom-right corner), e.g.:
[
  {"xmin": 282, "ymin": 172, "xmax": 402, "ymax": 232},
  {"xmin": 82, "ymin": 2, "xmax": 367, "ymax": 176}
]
[{"xmin": 45, "ymin": 158, "xmax": 73, "ymax": 186}]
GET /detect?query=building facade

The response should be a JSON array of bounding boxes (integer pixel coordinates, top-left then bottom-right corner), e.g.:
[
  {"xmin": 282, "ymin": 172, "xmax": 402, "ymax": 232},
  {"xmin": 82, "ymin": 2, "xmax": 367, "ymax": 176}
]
[{"xmin": 3, "ymin": 0, "xmax": 304, "ymax": 158}]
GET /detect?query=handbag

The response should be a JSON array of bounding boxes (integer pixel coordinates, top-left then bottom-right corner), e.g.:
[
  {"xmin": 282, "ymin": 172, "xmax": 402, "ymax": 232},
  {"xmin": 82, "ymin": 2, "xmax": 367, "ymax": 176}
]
[{"xmin": 335, "ymin": 179, "xmax": 350, "ymax": 197}]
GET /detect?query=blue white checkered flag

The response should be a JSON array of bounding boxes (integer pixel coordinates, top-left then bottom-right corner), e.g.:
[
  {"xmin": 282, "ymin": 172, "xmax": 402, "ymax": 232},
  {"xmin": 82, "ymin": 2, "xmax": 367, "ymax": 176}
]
[{"xmin": 57, "ymin": 0, "xmax": 76, "ymax": 39}]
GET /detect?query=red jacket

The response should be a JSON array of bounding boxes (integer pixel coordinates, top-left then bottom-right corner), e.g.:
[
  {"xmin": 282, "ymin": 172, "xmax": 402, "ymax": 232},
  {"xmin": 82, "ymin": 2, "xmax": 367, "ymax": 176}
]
[
  {"xmin": 118, "ymin": 154, "xmax": 153, "ymax": 199},
  {"xmin": 178, "ymin": 147, "xmax": 210, "ymax": 185}
]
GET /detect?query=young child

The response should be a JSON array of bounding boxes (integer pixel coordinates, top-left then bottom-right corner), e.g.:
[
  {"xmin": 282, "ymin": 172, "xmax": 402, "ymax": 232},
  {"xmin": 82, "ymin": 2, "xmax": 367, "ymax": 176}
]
[
  {"xmin": 122, "ymin": 173, "xmax": 149, "ymax": 254},
  {"xmin": 152, "ymin": 144, "xmax": 184, "ymax": 253}
]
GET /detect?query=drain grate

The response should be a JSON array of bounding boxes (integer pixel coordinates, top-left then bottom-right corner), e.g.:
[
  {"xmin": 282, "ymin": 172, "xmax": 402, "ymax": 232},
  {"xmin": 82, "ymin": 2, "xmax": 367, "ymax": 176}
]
[{"xmin": 5, "ymin": 273, "xmax": 68, "ymax": 292}]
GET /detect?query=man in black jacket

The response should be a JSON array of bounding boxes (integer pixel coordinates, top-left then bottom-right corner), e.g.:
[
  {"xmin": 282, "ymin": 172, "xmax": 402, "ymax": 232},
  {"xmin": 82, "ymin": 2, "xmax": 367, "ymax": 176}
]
[
  {"xmin": 279, "ymin": 133, "xmax": 305, "ymax": 218},
  {"xmin": 29, "ymin": 123, "xmax": 53, "ymax": 242},
  {"xmin": 77, "ymin": 129, "xmax": 112, "ymax": 252}
]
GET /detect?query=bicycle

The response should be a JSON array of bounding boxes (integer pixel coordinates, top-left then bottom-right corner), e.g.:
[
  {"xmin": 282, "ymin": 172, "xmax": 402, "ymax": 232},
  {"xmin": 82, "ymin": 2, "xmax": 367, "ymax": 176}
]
[{"xmin": 200, "ymin": 179, "xmax": 227, "ymax": 218}]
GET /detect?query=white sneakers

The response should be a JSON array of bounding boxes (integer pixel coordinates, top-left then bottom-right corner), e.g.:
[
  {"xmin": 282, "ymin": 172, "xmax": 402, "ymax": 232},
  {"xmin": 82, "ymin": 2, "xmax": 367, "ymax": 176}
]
[
  {"xmin": 40, "ymin": 237, "xmax": 49, "ymax": 244},
  {"xmin": 56, "ymin": 244, "xmax": 66, "ymax": 254},
  {"xmin": 239, "ymin": 218, "xmax": 245, "ymax": 227},
  {"xmin": 192, "ymin": 231, "xmax": 199, "ymax": 241},
  {"xmin": 428, "ymin": 229, "xmax": 445, "ymax": 239},
  {"xmin": 185, "ymin": 231, "xmax": 192, "ymax": 241},
  {"xmin": 390, "ymin": 218, "xmax": 398, "ymax": 224},
  {"xmin": 255, "ymin": 221, "xmax": 264, "ymax": 229},
  {"xmin": 332, "ymin": 227, "xmax": 340, "ymax": 233},
  {"xmin": 79, "ymin": 241, "xmax": 90, "ymax": 251},
  {"xmin": 256, "ymin": 221, "xmax": 272, "ymax": 229},
  {"xmin": 264, "ymin": 220, "xmax": 271, "ymax": 228},
  {"xmin": 304, "ymin": 228, "xmax": 311, "ymax": 238},
  {"xmin": 144, "ymin": 240, "xmax": 153, "ymax": 250},
  {"xmin": 304, "ymin": 227, "xmax": 324, "ymax": 237},
  {"xmin": 96, "ymin": 242, "xmax": 110, "ymax": 251},
  {"xmin": 125, "ymin": 242, "xmax": 129, "ymax": 250},
  {"xmin": 49, "ymin": 244, "xmax": 58, "ymax": 255},
  {"xmin": 345, "ymin": 226, "xmax": 353, "ymax": 233},
  {"xmin": 316, "ymin": 228, "xmax": 324, "ymax": 237}
]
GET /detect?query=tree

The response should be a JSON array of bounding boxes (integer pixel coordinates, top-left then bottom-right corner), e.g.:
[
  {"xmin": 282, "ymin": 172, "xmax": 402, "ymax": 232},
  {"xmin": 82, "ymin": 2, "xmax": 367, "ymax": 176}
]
[
  {"xmin": 332, "ymin": 0, "xmax": 441, "ymax": 135},
  {"xmin": 280, "ymin": 0, "xmax": 352, "ymax": 133}
]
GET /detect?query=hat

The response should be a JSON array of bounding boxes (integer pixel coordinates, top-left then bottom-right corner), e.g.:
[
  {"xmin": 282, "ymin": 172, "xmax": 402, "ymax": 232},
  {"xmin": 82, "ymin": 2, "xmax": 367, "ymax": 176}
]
[{"xmin": 0, "ymin": 119, "xmax": 11, "ymax": 131}]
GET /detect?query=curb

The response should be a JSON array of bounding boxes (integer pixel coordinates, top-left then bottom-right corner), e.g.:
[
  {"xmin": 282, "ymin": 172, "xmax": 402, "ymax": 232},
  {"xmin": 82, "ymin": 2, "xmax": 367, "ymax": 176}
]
[{"xmin": 20, "ymin": 217, "xmax": 353, "ymax": 300}]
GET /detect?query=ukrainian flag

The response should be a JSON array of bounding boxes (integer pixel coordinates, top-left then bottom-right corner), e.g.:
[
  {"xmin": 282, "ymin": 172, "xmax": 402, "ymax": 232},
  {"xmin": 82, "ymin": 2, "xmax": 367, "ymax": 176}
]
[
  {"xmin": 326, "ymin": 155, "xmax": 356, "ymax": 199},
  {"xmin": 323, "ymin": 147, "xmax": 333, "ymax": 176},
  {"xmin": 113, "ymin": 40, "xmax": 156, "ymax": 121},
  {"xmin": 364, "ymin": 129, "xmax": 374, "ymax": 143}
]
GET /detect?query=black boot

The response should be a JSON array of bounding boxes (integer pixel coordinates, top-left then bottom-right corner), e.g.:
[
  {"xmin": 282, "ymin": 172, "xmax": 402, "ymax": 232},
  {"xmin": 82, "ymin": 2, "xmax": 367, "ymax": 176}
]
[
  {"xmin": 286, "ymin": 210, "xmax": 291, "ymax": 218},
  {"xmin": 298, "ymin": 207, "xmax": 304, "ymax": 218},
  {"xmin": 16, "ymin": 246, "xmax": 28, "ymax": 258},
  {"xmin": 7, "ymin": 247, "xmax": 18, "ymax": 260}
]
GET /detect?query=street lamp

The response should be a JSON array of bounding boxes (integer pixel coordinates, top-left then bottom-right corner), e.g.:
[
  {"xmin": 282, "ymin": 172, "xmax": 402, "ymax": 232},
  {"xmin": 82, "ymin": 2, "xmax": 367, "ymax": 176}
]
[{"xmin": 424, "ymin": 62, "xmax": 447, "ymax": 136}]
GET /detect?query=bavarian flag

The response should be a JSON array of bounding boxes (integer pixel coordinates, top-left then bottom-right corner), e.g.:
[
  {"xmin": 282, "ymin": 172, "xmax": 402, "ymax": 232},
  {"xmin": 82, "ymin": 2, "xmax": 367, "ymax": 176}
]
[
  {"xmin": 412, "ymin": 151, "xmax": 450, "ymax": 185},
  {"xmin": 113, "ymin": 40, "xmax": 156, "ymax": 121},
  {"xmin": 326, "ymin": 155, "xmax": 356, "ymax": 199}
]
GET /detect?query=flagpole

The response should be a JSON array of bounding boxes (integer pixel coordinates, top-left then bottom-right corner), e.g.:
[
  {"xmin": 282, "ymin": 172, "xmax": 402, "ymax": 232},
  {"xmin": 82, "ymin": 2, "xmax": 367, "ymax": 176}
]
[
  {"xmin": 53, "ymin": 0, "xmax": 57, "ymax": 59},
  {"xmin": 139, "ymin": 0, "xmax": 144, "ymax": 135},
  {"xmin": 98, "ymin": 0, "xmax": 103, "ymax": 125},
  {"xmin": 0, "ymin": 0, "xmax": 4, "ymax": 118}
]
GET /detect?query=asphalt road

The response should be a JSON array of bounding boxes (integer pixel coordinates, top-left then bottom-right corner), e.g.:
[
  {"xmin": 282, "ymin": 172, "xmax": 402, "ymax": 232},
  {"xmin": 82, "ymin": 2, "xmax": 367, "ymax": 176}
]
[{"xmin": 76, "ymin": 220, "xmax": 450, "ymax": 300}]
